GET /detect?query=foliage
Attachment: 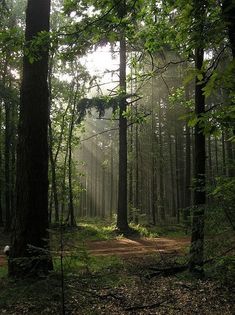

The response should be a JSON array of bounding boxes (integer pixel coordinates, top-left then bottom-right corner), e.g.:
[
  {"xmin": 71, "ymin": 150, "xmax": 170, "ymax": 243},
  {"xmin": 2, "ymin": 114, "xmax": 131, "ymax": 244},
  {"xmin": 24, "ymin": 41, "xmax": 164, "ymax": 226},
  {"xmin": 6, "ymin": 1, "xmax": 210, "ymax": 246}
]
[
  {"xmin": 210, "ymin": 256, "xmax": 235, "ymax": 284},
  {"xmin": 212, "ymin": 177, "xmax": 235, "ymax": 207}
]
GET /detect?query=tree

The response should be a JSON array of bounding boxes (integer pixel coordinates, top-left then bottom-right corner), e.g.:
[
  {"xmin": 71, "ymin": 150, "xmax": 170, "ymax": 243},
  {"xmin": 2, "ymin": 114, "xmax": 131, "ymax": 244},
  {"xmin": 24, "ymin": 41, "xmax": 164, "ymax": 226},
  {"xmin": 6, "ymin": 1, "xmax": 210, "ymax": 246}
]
[
  {"xmin": 222, "ymin": 0, "xmax": 235, "ymax": 59},
  {"xmin": 9, "ymin": 0, "xmax": 53, "ymax": 277},
  {"xmin": 116, "ymin": 0, "xmax": 130, "ymax": 232}
]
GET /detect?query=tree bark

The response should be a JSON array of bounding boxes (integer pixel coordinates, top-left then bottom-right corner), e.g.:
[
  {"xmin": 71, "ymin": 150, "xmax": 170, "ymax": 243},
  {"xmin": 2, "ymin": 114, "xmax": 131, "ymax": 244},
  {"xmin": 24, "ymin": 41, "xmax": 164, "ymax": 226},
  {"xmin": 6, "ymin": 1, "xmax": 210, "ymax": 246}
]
[
  {"xmin": 0, "ymin": 107, "xmax": 3, "ymax": 227},
  {"xmin": 222, "ymin": 0, "xmax": 235, "ymax": 58},
  {"xmin": 116, "ymin": 0, "xmax": 129, "ymax": 232},
  {"xmin": 9, "ymin": 0, "xmax": 53, "ymax": 277},
  {"xmin": 189, "ymin": 47, "xmax": 206, "ymax": 276},
  {"xmin": 66, "ymin": 89, "xmax": 77, "ymax": 227}
]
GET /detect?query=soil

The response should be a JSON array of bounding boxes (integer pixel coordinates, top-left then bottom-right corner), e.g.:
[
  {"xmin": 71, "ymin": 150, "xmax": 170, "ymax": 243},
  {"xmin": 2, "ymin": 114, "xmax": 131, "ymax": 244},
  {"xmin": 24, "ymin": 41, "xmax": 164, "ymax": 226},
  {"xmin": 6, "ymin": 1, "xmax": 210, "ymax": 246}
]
[
  {"xmin": 86, "ymin": 237, "xmax": 189, "ymax": 256},
  {"xmin": 0, "ymin": 236, "xmax": 189, "ymax": 267}
]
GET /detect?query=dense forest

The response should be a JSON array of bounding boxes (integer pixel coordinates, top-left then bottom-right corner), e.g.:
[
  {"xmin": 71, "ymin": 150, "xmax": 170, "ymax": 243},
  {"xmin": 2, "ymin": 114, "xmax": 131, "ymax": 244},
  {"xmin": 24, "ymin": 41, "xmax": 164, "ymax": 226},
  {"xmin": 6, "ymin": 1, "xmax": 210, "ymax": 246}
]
[{"xmin": 0, "ymin": 0, "xmax": 234, "ymax": 314}]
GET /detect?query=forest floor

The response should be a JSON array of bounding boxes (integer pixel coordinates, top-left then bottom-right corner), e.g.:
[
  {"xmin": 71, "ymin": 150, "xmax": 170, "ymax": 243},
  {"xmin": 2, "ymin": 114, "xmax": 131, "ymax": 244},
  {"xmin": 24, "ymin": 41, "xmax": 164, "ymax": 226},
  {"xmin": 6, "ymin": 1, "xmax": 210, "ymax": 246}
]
[
  {"xmin": 0, "ymin": 227, "xmax": 234, "ymax": 314},
  {"xmin": 86, "ymin": 237, "xmax": 189, "ymax": 256},
  {"xmin": 0, "ymin": 236, "xmax": 189, "ymax": 266}
]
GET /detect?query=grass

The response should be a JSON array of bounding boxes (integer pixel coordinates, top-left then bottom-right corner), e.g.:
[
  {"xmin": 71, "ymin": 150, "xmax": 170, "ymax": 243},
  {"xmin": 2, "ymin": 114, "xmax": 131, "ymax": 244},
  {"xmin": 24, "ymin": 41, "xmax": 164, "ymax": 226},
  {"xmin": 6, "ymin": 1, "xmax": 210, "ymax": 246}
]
[
  {"xmin": 0, "ymin": 266, "xmax": 7, "ymax": 278},
  {"xmin": 53, "ymin": 252, "xmax": 123, "ymax": 275},
  {"xmin": 67, "ymin": 219, "xmax": 186, "ymax": 240},
  {"xmin": 0, "ymin": 254, "xmax": 127, "ymax": 314}
]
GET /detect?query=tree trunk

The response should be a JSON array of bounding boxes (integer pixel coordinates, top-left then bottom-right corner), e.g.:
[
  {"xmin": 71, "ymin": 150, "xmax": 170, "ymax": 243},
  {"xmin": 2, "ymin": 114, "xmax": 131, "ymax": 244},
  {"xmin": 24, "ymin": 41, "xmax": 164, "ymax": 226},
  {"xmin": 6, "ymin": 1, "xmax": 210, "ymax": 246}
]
[
  {"xmin": 134, "ymin": 119, "xmax": 139, "ymax": 224},
  {"xmin": 151, "ymin": 111, "xmax": 157, "ymax": 225},
  {"xmin": 116, "ymin": 1, "xmax": 129, "ymax": 232},
  {"xmin": 48, "ymin": 56, "xmax": 59, "ymax": 224},
  {"xmin": 0, "ymin": 107, "xmax": 3, "ymax": 227},
  {"xmin": 4, "ymin": 100, "xmax": 11, "ymax": 232},
  {"xmin": 222, "ymin": 0, "xmax": 235, "ymax": 59},
  {"xmin": 158, "ymin": 105, "xmax": 165, "ymax": 222},
  {"xmin": 49, "ymin": 120, "xmax": 59, "ymax": 223},
  {"xmin": 2, "ymin": 57, "xmax": 11, "ymax": 232},
  {"xmin": 184, "ymin": 122, "xmax": 191, "ymax": 222},
  {"xmin": 9, "ymin": 0, "xmax": 53, "ymax": 277},
  {"xmin": 66, "ymin": 91, "xmax": 77, "ymax": 227},
  {"xmin": 189, "ymin": 47, "xmax": 206, "ymax": 276},
  {"xmin": 110, "ymin": 139, "xmax": 114, "ymax": 219},
  {"xmin": 101, "ymin": 163, "xmax": 105, "ymax": 218}
]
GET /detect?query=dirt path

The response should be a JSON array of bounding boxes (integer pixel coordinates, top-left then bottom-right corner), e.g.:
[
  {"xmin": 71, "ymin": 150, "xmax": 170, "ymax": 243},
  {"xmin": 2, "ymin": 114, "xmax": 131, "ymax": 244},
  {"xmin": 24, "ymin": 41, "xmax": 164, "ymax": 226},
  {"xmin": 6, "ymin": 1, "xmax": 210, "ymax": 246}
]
[
  {"xmin": 0, "ymin": 237, "xmax": 189, "ymax": 267},
  {"xmin": 86, "ymin": 237, "xmax": 189, "ymax": 257}
]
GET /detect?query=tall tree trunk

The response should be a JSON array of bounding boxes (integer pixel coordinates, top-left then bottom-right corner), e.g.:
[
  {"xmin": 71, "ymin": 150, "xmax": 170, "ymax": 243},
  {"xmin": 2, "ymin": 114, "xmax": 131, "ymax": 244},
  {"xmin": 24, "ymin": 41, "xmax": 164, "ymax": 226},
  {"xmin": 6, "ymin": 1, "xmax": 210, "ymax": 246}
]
[
  {"xmin": 9, "ymin": 0, "xmax": 53, "ymax": 277},
  {"xmin": 168, "ymin": 133, "xmax": 176, "ymax": 218},
  {"xmin": 222, "ymin": 131, "xmax": 226, "ymax": 175},
  {"xmin": 116, "ymin": 0, "xmax": 129, "ymax": 232},
  {"xmin": 128, "ymin": 122, "xmax": 134, "ymax": 221},
  {"xmin": 159, "ymin": 105, "xmax": 165, "ymax": 222},
  {"xmin": 174, "ymin": 126, "xmax": 180, "ymax": 222},
  {"xmin": 110, "ymin": 139, "xmax": 114, "ymax": 219},
  {"xmin": 151, "ymin": 110, "xmax": 157, "ymax": 225},
  {"xmin": 2, "ymin": 57, "xmax": 11, "ymax": 232},
  {"xmin": 48, "ymin": 55, "xmax": 59, "ymax": 224},
  {"xmin": 49, "ymin": 120, "xmax": 59, "ymax": 223},
  {"xmin": 101, "ymin": 163, "xmax": 105, "ymax": 218},
  {"xmin": 222, "ymin": 0, "xmax": 235, "ymax": 59},
  {"xmin": 222, "ymin": 0, "xmax": 235, "ymax": 134},
  {"xmin": 184, "ymin": 122, "xmax": 191, "ymax": 222},
  {"xmin": 4, "ymin": 101, "xmax": 11, "ymax": 232},
  {"xmin": 134, "ymin": 120, "xmax": 139, "ymax": 224},
  {"xmin": 0, "ymin": 108, "xmax": 3, "ymax": 227},
  {"xmin": 66, "ymin": 90, "xmax": 77, "ymax": 227},
  {"xmin": 9, "ymin": 95, "xmax": 17, "ymax": 232},
  {"xmin": 189, "ymin": 47, "xmax": 206, "ymax": 276}
]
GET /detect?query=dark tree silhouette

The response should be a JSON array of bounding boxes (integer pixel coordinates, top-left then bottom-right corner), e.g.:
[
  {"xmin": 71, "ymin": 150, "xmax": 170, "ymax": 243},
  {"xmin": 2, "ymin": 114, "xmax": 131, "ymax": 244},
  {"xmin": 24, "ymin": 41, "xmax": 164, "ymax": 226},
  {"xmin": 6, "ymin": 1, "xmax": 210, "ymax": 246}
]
[
  {"xmin": 116, "ymin": 0, "xmax": 130, "ymax": 233},
  {"xmin": 9, "ymin": 0, "xmax": 53, "ymax": 277}
]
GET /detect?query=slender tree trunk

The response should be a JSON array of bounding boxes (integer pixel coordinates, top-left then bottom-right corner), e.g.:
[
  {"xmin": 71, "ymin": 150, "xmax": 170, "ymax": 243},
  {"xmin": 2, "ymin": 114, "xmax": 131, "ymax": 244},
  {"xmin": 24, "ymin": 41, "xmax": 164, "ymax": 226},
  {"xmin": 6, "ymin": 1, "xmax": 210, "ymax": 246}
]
[
  {"xmin": 116, "ymin": 1, "xmax": 129, "ymax": 232},
  {"xmin": 9, "ymin": 0, "xmax": 53, "ymax": 277},
  {"xmin": 2, "ymin": 57, "xmax": 11, "ymax": 232},
  {"xmin": 48, "ymin": 56, "xmax": 59, "ymax": 224},
  {"xmin": 174, "ymin": 127, "xmax": 180, "ymax": 222},
  {"xmin": 94, "ymin": 144, "xmax": 98, "ymax": 217},
  {"xmin": 110, "ymin": 139, "xmax": 114, "ymax": 219},
  {"xmin": 222, "ymin": 131, "xmax": 226, "ymax": 175},
  {"xmin": 128, "ymin": 122, "xmax": 134, "ymax": 221},
  {"xmin": 135, "ymin": 120, "xmax": 139, "ymax": 224},
  {"xmin": 0, "ymin": 108, "xmax": 3, "ymax": 227},
  {"xmin": 61, "ymin": 139, "xmax": 69, "ymax": 219},
  {"xmin": 166, "ymin": 133, "xmax": 175, "ymax": 217},
  {"xmin": 49, "ymin": 120, "xmax": 59, "ymax": 223},
  {"xmin": 151, "ymin": 112, "xmax": 157, "ymax": 225},
  {"xmin": 183, "ymin": 122, "xmax": 191, "ymax": 226},
  {"xmin": 9, "ymin": 96, "xmax": 16, "ymax": 231},
  {"xmin": 101, "ymin": 164, "xmax": 105, "ymax": 218},
  {"xmin": 158, "ymin": 105, "xmax": 165, "ymax": 222},
  {"xmin": 60, "ymin": 91, "xmax": 74, "ymax": 219},
  {"xmin": 189, "ymin": 46, "xmax": 206, "ymax": 276},
  {"xmin": 66, "ymin": 91, "xmax": 77, "ymax": 227},
  {"xmin": 4, "ymin": 101, "xmax": 11, "ymax": 232}
]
